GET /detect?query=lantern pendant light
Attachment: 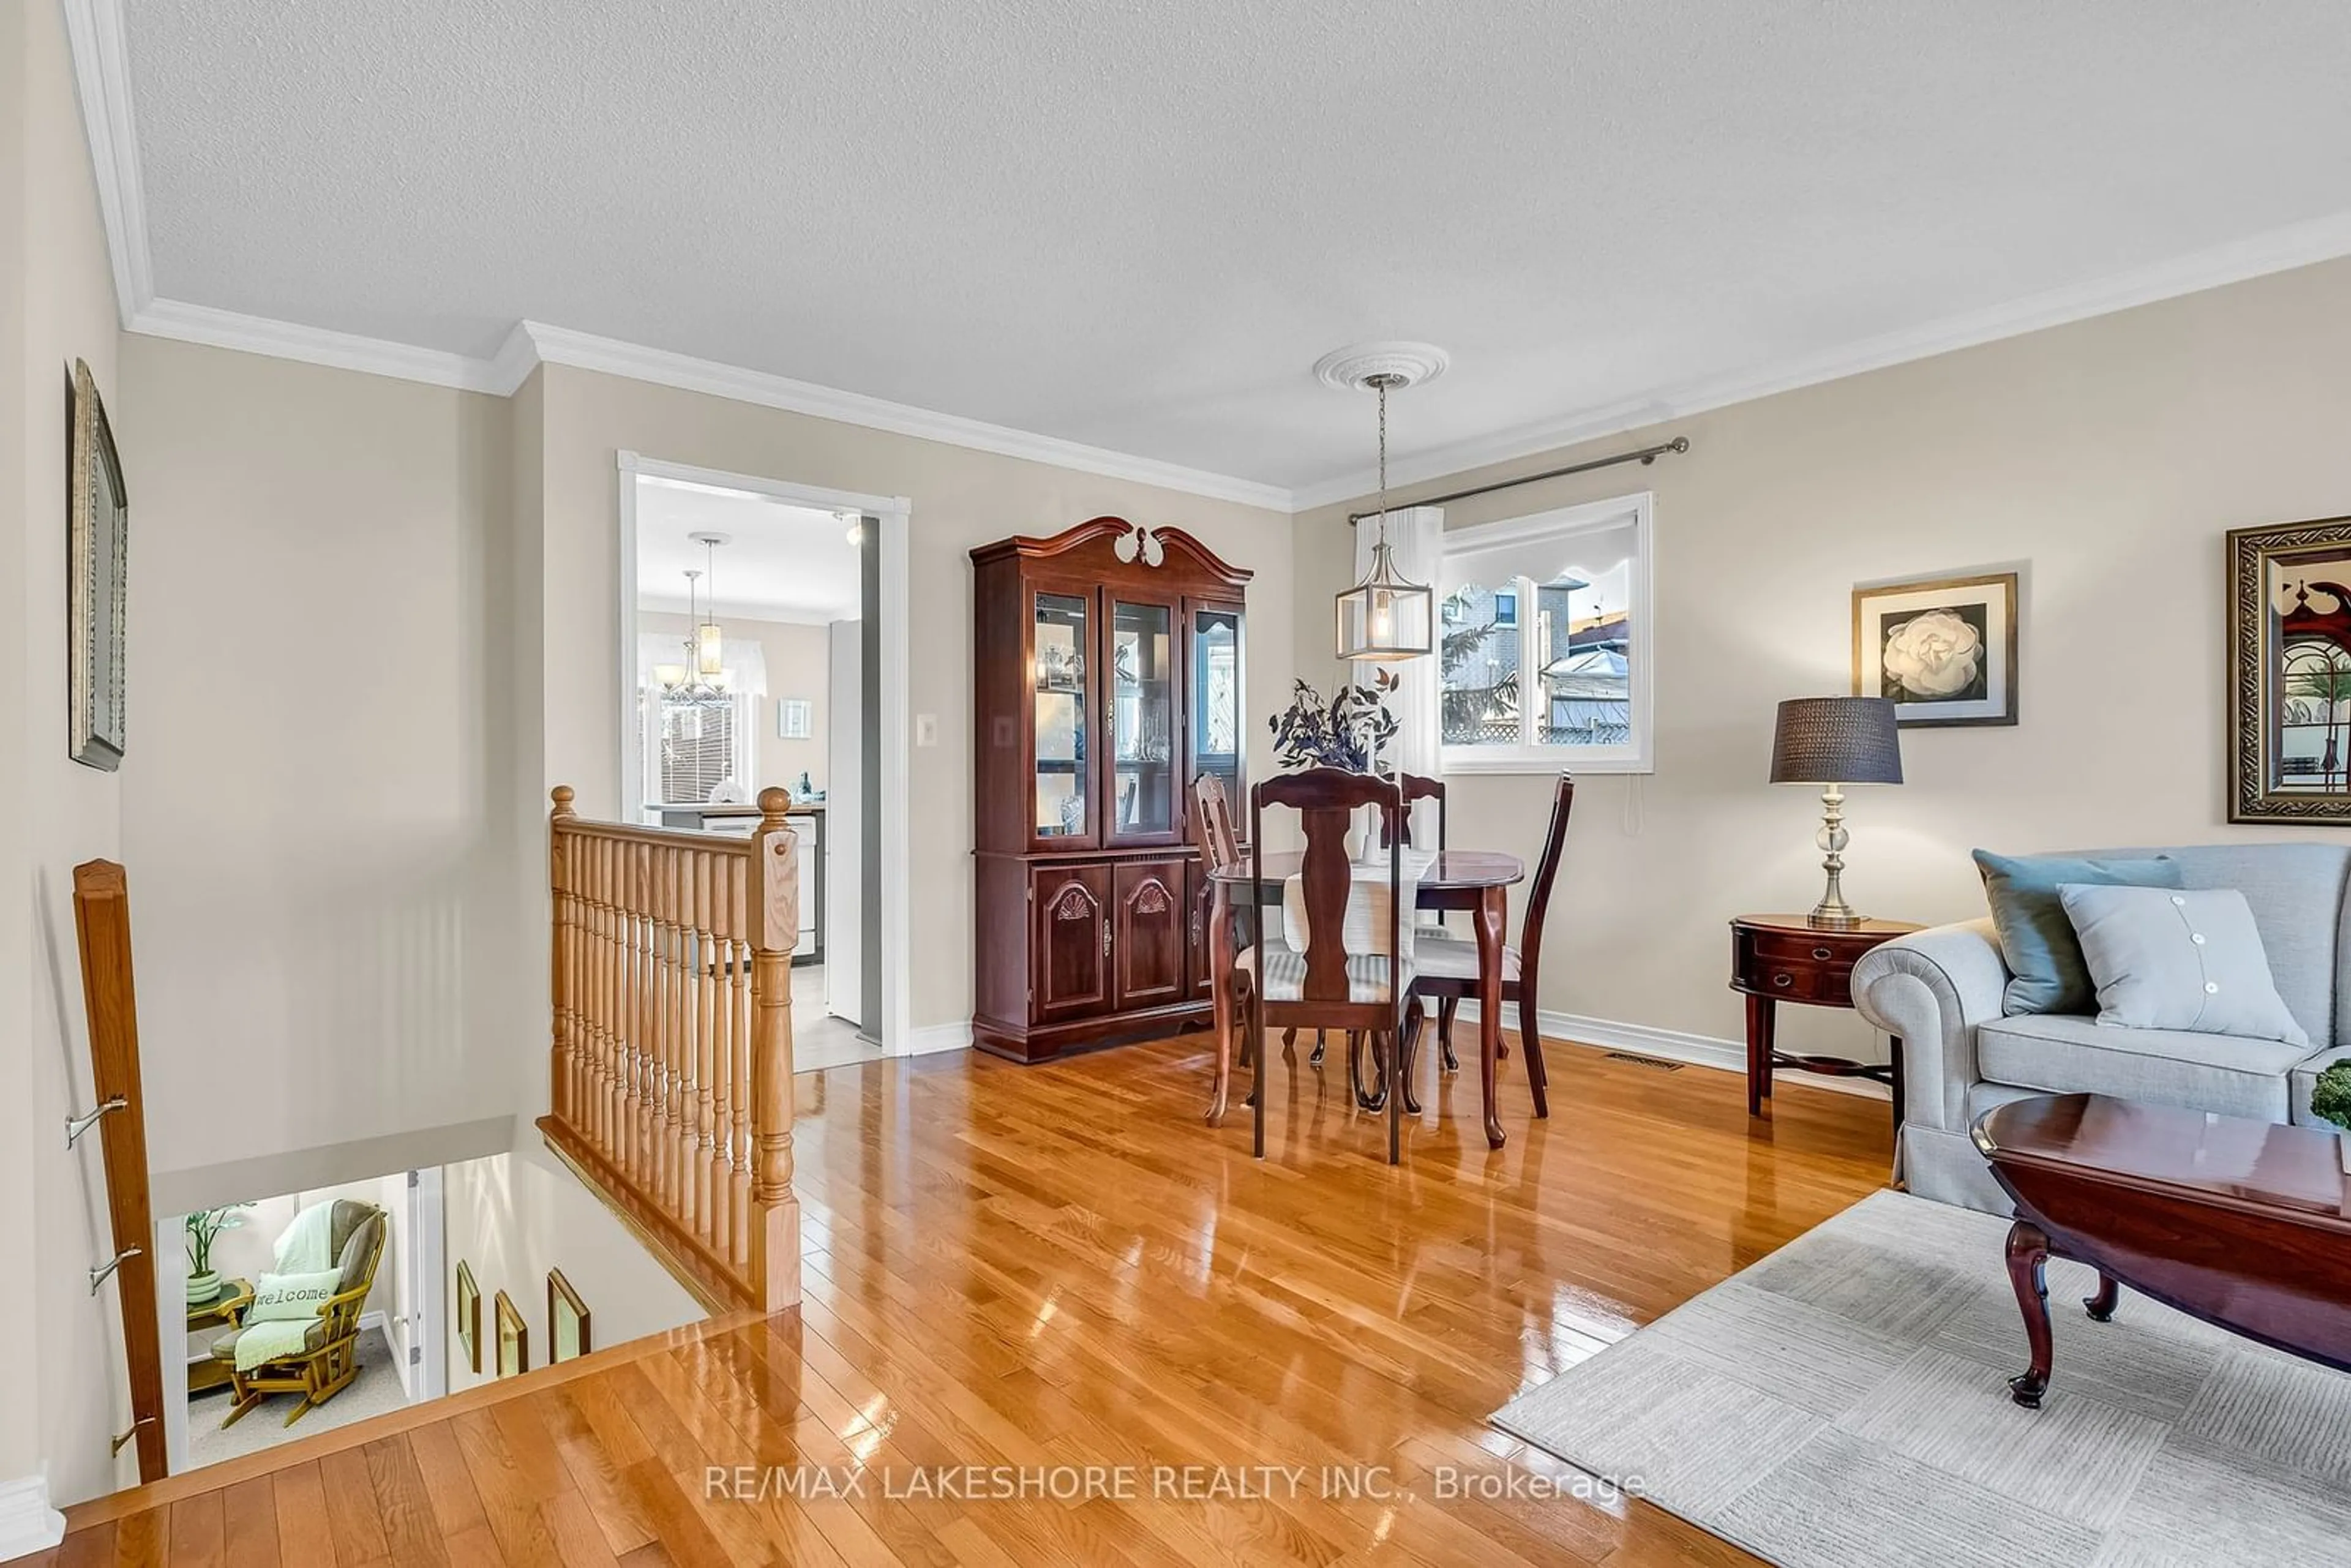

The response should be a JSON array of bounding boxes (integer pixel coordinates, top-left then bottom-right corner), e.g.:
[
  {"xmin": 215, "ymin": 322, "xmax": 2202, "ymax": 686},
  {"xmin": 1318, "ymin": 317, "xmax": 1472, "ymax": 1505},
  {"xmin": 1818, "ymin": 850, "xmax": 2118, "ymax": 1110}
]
[{"xmin": 1326, "ymin": 345, "xmax": 1442, "ymax": 662}]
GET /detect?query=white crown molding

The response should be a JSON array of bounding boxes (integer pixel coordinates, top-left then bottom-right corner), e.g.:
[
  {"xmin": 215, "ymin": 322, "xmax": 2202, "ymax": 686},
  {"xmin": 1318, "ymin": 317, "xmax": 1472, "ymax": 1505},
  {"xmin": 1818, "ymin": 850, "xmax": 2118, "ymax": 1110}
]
[
  {"xmin": 129, "ymin": 298, "xmax": 512, "ymax": 392},
  {"xmin": 519, "ymin": 323, "xmax": 1297, "ymax": 511},
  {"xmin": 0, "ymin": 1473, "xmax": 67, "ymax": 1559},
  {"xmin": 64, "ymin": 0, "xmax": 2351, "ymax": 521},
  {"xmin": 61, "ymin": 0, "xmax": 151, "ymax": 324},
  {"xmin": 1289, "ymin": 208, "xmax": 2351, "ymax": 512}
]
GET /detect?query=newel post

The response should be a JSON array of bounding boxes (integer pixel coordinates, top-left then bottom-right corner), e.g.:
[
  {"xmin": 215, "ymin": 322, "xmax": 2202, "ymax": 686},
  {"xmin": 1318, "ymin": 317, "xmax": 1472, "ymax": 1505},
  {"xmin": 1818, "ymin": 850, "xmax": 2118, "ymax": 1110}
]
[
  {"xmin": 549, "ymin": 786, "xmax": 577, "ymax": 1126},
  {"xmin": 746, "ymin": 786, "xmax": 802, "ymax": 1310}
]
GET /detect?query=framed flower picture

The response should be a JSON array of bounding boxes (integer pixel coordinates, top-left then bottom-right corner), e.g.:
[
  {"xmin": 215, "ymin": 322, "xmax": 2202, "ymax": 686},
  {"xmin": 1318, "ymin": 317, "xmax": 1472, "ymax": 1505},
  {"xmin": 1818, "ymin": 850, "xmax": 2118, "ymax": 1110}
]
[{"xmin": 1853, "ymin": 571, "xmax": 2018, "ymax": 728}]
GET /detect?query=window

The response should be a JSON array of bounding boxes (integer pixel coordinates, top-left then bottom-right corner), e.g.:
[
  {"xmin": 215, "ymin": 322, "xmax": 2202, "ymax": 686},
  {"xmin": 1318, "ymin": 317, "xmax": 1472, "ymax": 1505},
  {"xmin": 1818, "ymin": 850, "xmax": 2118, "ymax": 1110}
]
[
  {"xmin": 640, "ymin": 686, "xmax": 752, "ymax": 805},
  {"xmin": 1438, "ymin": 492, "xmax": 1652, "ymax": 773}
]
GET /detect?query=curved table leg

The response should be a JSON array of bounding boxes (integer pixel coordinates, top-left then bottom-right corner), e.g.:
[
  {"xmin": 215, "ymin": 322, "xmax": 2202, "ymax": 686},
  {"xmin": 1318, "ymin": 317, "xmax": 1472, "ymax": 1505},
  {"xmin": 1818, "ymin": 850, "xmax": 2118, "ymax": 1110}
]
[
  {"xmin": 2006, "ymin": 1219, "xmax": 2053, "ymax": 1409},
  {"xmin": 1475, "ymin": 887, "xmax": 1506, "ymax": 1150},
  {"xmin": 1207, "ymin": 883, "xmax": 1233, "ymax": 1127},
  {"xmin": 2084, "ymin": 1273, "xmax": 2120, "ymax": 1323}
]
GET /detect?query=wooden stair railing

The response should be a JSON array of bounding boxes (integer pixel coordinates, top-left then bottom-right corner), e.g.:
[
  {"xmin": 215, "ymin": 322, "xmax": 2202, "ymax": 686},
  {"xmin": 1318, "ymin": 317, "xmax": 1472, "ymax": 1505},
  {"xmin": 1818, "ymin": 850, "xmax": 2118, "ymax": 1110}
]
[
  {"xmin": 539, "ymin": 786, "xmax": 801, "ymax": 1313},
  {"xmin": 71, "ymin": 861, "xmax": 167, "ymax": 1482}
]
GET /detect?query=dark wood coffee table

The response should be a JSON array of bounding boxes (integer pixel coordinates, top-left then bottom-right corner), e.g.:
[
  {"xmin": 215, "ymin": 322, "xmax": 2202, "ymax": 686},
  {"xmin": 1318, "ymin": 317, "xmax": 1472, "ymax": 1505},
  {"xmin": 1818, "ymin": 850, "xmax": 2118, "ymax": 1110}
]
[{"xmin": 1973, "ymin": 1093, "xmax": 2351, "ymax": 1408}]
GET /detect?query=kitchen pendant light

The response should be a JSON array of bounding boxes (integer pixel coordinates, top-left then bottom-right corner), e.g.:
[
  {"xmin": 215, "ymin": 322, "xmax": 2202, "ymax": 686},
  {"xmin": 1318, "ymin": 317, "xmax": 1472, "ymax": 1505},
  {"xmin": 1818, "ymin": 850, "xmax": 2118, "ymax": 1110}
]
[
  {"xmin": 1324, "ymin": 344, "xmax": 1444, "ymax": 662},
  {"xmin": 657, "ymin": 555, "xmax": 730, "ymax": 700},
  {"xmin": 692, "ymin": 532, "xmax": 727, "ymax": 677}
]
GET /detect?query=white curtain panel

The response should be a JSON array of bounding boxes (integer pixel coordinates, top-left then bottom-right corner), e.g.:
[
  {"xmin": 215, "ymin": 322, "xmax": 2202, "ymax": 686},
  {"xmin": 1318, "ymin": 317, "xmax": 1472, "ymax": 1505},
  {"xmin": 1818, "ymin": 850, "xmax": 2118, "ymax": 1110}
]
[{"xmin": 1354, "ymin": 506, "xmax": 1444, "ymax": 841}]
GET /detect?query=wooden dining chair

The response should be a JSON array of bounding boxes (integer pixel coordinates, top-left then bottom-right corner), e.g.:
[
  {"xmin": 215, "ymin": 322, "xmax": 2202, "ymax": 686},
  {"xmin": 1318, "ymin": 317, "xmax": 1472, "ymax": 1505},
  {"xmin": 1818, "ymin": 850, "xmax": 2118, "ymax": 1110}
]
[
  {"xmin": 1243, "ymin": 767, "xmax": 1416, "ymax": 1162},
  {"xmin": 1189, "ymin": 774, "xmax": 1251, "ymax": 1080},
  {"xmin": 1408, "ymin": 773, "xmax": 1574, "ymax": 1119},
  {"xmin": 1378, "ymin": 773, "xmax": 1447, "ymax": 851}
]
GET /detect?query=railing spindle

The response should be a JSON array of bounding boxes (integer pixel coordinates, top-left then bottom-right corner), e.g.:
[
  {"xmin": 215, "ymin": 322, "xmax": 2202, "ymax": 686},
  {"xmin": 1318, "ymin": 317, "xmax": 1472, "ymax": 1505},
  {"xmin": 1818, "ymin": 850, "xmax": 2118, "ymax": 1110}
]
[{"xmin": 540, "ymin": 787, "xmax": 800, "ymax": 1311}]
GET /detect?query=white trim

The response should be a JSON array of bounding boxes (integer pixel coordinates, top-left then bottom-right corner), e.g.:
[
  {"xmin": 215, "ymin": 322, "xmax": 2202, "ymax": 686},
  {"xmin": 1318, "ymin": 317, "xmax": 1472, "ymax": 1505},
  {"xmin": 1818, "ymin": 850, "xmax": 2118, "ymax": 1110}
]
[
  {"xmin": 541, "ymin": 324, "xmax": 1291, "ymax": 509},
  {"xmin": 616, "ymin": 455, "xmax": 917, "ymax": 1062},
  {"xmin": 407, "ymin": 1166, "xmax": 448, "ymax": 1402},
  {"xmin": 59, "ymin": 0, "xmax": 149, "ymax": 324},
  {"xmin": 128, "ymin": 298, "xmax": 511, "ymax": 392},
  {"xmin": 156, "ymin": 1212, "xmax": 189, "ymax": 1476},
  {"xmin": 1437, "ymin": 491, "xmax": 1654, "ymax": 776},
  {"xmin": 905, "ymin": 1021, "xmax": 974, "ymax": 1057},
  {"xmin": 1455, "ymin": 1001, "xmax": 1892, "ymax": 1101},
  {"xmin": 0, "ymin": 1474, "xmax": 66, "ymax": 1560},
  {"xmin": 1288, "ymin": 208, "xmax": 2351, "ymax": 512}
]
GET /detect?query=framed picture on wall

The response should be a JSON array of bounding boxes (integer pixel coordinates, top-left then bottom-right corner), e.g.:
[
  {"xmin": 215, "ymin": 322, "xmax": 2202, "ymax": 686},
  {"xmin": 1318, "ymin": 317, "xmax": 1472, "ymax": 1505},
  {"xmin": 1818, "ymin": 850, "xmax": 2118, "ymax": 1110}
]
[
  {"xmin": 2227, "ymin": 515, "xmax": 2351, "ymax": 823},
  {"xmin": 495, "ymin": 1289, "xmax": 528, "ymax": 1377},
  {"xmin": 455, "ymin": 1260, "xmax": 480, "ymax": 1373},
  {"xmin": 778, "ymin": 698, "xmax": 812, "ymax": 739},
  {"xmin": 69, "ymin": 359, "xmax": 129, "ymax": 771},
  {"xmin": 1853, "ymin": 571, "xmax": 2019, "ymax": 727},
  {"xmin": 547, "ymin": 1269, "xmax": 591, "ymax": 1363}
]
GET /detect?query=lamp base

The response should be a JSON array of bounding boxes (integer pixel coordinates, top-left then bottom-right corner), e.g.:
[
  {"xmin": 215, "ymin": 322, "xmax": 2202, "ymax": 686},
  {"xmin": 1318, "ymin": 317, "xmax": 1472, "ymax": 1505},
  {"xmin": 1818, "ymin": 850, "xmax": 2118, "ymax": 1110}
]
[{"xmin": 1805, "ymin": 904, "xmax": 1865, "ymax": 931}]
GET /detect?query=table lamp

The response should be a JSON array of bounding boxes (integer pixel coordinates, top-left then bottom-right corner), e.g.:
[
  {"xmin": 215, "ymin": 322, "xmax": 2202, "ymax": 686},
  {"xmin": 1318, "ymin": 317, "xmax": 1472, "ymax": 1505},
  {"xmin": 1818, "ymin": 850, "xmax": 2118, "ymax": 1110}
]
[{"xmin": 1769, "ymin": 696, "xmax": 1903, "ymax": 928}]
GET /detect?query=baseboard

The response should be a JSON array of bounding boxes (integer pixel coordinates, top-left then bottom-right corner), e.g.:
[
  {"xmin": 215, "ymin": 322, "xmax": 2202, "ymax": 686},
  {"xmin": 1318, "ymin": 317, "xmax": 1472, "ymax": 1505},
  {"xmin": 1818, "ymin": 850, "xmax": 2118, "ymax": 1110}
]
[
  {"xmin": 1454, "ymin": 1002, "xmax": 1891, "ymax": 1101},
  {"xmin": 903, "ymin": 1021, "xmax": 973, "ymax": 1057},
  {"xmin": 0, "ymin": 1474, "xmax": 66, "ymax": 1561}
]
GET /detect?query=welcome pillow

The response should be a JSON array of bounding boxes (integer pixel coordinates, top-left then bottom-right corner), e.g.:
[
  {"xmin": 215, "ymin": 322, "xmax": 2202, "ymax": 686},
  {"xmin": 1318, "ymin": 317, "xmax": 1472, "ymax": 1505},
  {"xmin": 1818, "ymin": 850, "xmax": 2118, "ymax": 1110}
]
[
  {"xmin": 246, "ymin": 1268, "xmax": 341, "ymax": 1323},
  {"xmin": 2058, "ymin": 884, "xmax": 2309, "ymax": 1046},
  {"xmin": 1973, "ymin": 850, "xmax": 2181, "ymax": 1015}
]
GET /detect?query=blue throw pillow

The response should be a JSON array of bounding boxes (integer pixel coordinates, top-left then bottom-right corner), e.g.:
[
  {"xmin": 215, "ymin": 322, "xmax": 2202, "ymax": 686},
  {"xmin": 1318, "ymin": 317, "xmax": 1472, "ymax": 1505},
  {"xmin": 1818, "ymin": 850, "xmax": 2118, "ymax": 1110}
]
[{"xmin": 1973, "ymin": 850, "xmax": 2181, "ymax": 1015}]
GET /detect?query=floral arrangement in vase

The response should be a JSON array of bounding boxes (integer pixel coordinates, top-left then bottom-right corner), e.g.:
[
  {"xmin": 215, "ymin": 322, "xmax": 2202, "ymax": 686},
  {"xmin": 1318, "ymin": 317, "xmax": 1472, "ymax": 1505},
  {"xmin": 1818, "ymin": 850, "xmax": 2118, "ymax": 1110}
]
[
  {"xmin": 184, "ymin": 1204, "xmax": 249, "ymax": 1304},
  {"xmin": 1268, "ymin": 669, "xmax": 1400, "ymax": 773},
  {"xmin": 2315, "ymin": 1061, "xmax": 2351, "ymax": 1175}
]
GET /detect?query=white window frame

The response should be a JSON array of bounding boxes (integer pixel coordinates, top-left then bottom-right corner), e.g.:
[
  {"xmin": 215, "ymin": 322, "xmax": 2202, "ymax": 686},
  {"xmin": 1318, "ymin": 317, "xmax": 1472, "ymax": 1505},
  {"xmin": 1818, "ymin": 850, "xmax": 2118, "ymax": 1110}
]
[
  {"xmin": 1438, "ymin": 490, "xmax": 1654, "ymax": 776},
  {"xmin": 640, "ymin": 684, "xmax": 756, "ymax": 807}
]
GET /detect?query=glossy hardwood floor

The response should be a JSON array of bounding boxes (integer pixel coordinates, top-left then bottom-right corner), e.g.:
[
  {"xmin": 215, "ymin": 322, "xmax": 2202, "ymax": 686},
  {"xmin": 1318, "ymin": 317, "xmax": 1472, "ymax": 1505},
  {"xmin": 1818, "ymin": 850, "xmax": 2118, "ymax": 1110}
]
[{"xmin": 58, "ymin": 1031, "xmax": 1891, "ymax": 1566}]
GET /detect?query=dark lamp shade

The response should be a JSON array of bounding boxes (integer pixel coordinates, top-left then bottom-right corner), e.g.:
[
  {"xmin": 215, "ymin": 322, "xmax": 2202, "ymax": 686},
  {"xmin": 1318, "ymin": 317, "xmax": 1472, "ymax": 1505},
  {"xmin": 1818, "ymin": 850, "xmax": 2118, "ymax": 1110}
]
[{"xmin": 1769, "ymin": 697, "xmax": 1903, "ymax": 785}]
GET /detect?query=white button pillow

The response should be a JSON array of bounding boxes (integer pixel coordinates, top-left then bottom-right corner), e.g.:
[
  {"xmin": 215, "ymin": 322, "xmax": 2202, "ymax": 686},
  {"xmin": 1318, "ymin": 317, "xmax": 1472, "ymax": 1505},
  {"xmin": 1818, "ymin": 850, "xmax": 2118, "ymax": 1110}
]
[{"xmin": 2056, "ymin": 884, "xmax": 2309, "ymax": 1046}]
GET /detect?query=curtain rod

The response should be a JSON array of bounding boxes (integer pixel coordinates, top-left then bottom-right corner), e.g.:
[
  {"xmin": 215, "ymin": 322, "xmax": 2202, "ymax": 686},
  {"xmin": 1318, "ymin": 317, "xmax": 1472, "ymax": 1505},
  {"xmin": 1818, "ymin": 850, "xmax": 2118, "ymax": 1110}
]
[{"xmin": 1346, "ymin": 437, "xmax": 1689, "ymax": 525}]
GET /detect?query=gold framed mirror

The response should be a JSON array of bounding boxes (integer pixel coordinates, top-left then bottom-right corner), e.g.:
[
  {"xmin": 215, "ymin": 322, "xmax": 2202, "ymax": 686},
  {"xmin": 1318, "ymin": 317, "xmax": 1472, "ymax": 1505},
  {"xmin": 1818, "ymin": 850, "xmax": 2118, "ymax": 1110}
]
[
  {"xmin": 454, "ymin": 1259, "xmax": 480, "ymax": 1373},
  {"xmin": 547, "ymin": 1269, "xmax": 591, "ymax": 1364},
  {"xmin": 495, "ymin": 1289, "xmax": 528, "ymax": 1378}
]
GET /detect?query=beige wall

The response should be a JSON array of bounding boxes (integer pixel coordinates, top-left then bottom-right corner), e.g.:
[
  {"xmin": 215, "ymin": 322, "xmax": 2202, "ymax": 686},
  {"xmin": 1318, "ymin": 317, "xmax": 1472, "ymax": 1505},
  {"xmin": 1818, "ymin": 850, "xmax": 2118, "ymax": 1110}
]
[
  {"xmin": 119, "ymin": 336, "xmax": 522, "ymax": 1189},
  {"xmin": 1, "ymin": 0, "xmax": 136, "ymax": 1508},
  {"xmin": 440, "ymin": 1145, "xmax": 700, "ymax": 1397},
  {"xmin": 536, "ymin": 364, "xmax": 1298, "ymax": 1031},
  {"xmin": 1294, "ymin": 255, "xmax": 2351, "ymax": 1068},
  {"xmin": 637, "ymin": 609, "xmax": 833, "ymax": 796}
]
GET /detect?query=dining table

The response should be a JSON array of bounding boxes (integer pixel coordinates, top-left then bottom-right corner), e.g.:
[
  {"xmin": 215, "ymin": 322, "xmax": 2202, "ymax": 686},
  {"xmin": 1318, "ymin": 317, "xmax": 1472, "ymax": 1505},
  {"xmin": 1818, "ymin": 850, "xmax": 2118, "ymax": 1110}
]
[{"xmin": 1204, "ymin": 847, "xmax": 1528, "ymax": 1147}]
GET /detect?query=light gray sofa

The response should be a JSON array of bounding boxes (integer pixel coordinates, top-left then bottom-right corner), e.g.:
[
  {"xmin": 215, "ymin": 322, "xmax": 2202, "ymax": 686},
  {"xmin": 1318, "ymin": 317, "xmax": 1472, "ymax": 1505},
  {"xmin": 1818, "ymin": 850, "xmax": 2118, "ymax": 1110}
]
[{"xmin": 1851, "ymin": 843, "xmax": 2351, "ymax": 1213}]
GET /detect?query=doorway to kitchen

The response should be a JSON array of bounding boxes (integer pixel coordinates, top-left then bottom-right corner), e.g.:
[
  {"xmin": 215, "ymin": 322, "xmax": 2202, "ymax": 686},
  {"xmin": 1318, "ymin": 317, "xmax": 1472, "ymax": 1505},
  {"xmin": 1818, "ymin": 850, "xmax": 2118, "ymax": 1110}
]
[{"xmin": 617, "ymin": 454, "xmax": 910, "ymax": 1063}]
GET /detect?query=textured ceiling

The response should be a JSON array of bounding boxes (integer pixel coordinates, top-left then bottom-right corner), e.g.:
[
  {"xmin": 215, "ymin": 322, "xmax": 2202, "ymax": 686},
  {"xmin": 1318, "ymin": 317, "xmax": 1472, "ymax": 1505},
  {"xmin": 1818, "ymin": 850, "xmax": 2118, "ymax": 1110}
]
[{"xmin": 123, "ymin": 0, "xmax": 2351, "ymax": 493}]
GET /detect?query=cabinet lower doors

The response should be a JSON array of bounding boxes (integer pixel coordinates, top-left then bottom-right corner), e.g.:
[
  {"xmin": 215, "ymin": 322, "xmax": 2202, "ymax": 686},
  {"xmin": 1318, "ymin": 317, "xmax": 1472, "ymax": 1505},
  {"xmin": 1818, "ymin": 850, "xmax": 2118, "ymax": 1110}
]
[
  {"xmin": 1031, "ymin": 865, "xmax": 1112, "ymax": 1021},
  {"xmin": 1112, "ymin": 860, "xmax": 1188, "ymax": 1011}
]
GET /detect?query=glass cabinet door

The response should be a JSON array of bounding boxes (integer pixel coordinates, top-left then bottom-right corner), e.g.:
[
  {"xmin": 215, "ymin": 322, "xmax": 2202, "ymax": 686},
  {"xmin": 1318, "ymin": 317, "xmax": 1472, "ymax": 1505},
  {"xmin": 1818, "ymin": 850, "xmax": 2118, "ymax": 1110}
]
[
  {"xmin": 1191, "ymin": 606, "xmax": 1243, "ymax": 811},
  {"xmin": 1108, "ymin": 599, "xmax": 1176, "ymax": 838},
  {"xmin": 1032, "ymin": 591, "xmax": 1091, "ymax": 841}
]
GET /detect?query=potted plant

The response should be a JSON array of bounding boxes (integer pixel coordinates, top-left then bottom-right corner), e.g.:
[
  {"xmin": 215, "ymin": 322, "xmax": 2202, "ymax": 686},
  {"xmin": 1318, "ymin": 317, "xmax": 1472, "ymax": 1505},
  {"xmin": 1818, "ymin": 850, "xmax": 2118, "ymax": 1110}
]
[
  {"xmin": 1267, "ymin": 669, "xmax": 1400, "ymax": 775},
  {"xmin": 184, "ymin": 1204, "xmax": 248, "ymax": 1304},
  {"xmin": 1268, "ymin": 671, "xmax": 1404, "ymax": 863}
]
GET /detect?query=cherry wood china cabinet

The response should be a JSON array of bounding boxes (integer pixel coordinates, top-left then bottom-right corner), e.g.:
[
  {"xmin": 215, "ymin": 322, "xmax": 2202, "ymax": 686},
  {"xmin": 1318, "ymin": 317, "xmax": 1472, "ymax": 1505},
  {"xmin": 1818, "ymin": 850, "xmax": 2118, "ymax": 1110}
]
[{"xmin": 970, "ymin": 517, "xmax": 1251, "ymax": 1062}]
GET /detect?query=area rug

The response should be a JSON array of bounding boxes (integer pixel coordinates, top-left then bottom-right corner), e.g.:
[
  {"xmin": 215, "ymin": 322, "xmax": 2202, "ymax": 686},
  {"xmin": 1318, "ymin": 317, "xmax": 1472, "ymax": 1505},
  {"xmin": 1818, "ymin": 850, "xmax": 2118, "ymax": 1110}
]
[{"xmin": 1492, "ymin": 1189, "xmax": 2351, "ymax": 1568}]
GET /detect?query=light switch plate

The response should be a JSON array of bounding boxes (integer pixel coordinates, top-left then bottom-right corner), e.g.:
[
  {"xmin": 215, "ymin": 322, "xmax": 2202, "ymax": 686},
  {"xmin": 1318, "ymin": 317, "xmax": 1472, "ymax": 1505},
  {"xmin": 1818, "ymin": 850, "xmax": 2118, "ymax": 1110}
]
[{"xmin": 914, "ymin": 714, "xmax": 939, "ymax": 747}]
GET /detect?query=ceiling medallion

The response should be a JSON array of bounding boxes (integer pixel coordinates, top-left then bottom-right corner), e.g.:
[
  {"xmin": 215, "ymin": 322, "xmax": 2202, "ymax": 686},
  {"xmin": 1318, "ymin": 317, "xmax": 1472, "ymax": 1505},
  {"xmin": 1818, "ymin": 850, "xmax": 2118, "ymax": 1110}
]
[{"xmin": 1312, "ymin": 341, "xmax": 1450, "ymax": 394}]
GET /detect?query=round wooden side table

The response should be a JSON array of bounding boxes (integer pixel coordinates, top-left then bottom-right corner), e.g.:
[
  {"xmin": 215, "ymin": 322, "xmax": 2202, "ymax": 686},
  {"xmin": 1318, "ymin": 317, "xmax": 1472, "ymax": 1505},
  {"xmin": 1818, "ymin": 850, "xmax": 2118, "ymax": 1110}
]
[{"xmin": 1729, "ymin": 913, "xmax": 1922, "ymax": 1125}]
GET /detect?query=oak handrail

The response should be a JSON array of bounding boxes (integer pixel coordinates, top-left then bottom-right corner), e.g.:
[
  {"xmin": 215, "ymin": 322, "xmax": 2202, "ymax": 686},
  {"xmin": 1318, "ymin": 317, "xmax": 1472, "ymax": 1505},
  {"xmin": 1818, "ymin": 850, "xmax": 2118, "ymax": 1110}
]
[
  {"xmin": 540, "ymin": 786, "xmax": 800, "ymax": 1313},
  {"xmin": 72, "ymin": 861, "xmax": 168, "ymax": 1483}
]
